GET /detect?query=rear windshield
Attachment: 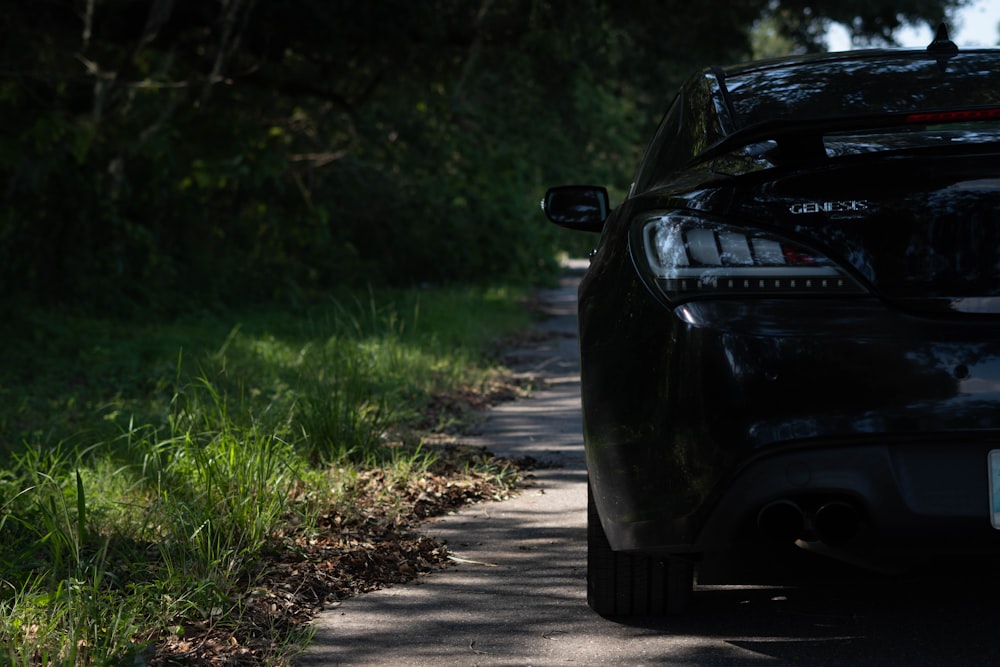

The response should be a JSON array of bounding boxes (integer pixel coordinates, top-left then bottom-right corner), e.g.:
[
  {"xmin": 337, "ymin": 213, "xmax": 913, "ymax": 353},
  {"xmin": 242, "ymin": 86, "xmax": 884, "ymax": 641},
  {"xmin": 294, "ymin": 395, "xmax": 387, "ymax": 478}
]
[{"xmin": 723, "ymin": 52, "xmax": 1000, "ymax": 130}]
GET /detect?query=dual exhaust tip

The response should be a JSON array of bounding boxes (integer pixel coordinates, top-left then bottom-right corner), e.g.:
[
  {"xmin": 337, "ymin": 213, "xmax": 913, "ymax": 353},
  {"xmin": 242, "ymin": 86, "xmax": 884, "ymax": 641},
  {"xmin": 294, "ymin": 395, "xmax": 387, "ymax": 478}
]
[{"xmin": 757, "ymin": 498, "xmax": 860, "ymax": 546}]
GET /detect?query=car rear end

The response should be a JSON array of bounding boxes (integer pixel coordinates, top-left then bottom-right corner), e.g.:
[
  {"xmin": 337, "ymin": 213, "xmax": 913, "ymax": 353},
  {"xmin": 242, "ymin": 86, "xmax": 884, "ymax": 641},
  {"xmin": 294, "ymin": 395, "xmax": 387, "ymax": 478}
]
[
  {"xmin": 550, "ymin": 47, "xmax": 1000, "ymax": 613},
  {"xmin": 617, "ymin": 55, "xmax": 1000, "ymax": 577}
]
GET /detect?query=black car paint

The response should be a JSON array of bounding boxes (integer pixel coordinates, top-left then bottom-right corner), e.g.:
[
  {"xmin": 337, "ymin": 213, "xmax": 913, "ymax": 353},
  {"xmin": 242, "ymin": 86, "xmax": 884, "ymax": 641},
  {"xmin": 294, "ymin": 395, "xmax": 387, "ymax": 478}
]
[{"xmin": 562, "ymin": 49, "xmax": 1000, "ymax": 579}]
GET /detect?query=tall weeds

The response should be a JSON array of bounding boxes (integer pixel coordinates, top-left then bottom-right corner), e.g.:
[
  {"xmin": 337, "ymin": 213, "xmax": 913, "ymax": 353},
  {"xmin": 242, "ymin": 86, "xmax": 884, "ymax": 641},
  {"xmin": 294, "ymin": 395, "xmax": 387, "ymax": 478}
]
[{"xmin": 0, "ymin": 286, "xmax": 531, "ymax": 664}]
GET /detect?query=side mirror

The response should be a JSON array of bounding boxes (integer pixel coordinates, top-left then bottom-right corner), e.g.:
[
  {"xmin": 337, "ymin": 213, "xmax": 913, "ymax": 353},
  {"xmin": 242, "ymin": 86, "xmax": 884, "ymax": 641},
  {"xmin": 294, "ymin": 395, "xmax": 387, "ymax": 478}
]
[{"xmin": 541, "ymin": 185, "xmax": 609, "ymax": 233}]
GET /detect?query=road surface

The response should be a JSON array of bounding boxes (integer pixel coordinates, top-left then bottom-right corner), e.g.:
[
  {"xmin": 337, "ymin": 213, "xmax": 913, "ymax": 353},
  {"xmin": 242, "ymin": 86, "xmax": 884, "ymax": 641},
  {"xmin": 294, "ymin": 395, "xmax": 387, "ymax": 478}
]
[{"xmin": 298, "ymin": 263, "xmax": 1000, "ymax": 666}]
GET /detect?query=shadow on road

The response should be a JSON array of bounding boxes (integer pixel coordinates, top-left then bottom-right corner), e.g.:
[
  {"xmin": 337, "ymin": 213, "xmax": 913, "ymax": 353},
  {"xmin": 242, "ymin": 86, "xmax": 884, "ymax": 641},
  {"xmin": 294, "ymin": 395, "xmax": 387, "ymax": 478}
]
[
  {"xmin": 299, "ymin": 263, "xmax": 1000, "ymax": 666},
  {"xmin": 608, "ymin": 569, "xmax": 1000, "ymax": 664}
]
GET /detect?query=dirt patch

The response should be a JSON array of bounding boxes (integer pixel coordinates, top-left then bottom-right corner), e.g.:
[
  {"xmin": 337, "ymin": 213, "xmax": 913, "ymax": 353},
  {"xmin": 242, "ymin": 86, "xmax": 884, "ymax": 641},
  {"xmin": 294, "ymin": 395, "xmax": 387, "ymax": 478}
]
[{"xmin": 150, "ymin": 447, "xmax": 542, "ymax": 665}]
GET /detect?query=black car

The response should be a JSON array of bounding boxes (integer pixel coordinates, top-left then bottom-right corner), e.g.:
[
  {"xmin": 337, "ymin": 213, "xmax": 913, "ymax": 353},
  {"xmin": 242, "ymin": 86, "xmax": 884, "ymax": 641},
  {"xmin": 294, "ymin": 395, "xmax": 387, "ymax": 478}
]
[{"xmin": 544, "ymin": 32, "xmax": 1000, "ymax": 616}]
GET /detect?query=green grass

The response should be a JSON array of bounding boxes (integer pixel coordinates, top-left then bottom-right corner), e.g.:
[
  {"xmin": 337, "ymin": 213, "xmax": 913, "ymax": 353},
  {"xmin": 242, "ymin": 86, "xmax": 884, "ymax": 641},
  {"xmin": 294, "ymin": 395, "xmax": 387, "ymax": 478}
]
[{"xmin": 0, "ymin": 285, "xmax": 534, "ymax": 665}]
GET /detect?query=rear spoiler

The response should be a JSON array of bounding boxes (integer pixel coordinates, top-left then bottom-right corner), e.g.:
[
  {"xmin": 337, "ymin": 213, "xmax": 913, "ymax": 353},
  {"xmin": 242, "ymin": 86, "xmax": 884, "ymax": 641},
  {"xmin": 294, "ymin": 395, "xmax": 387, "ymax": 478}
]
[{"xmin": 697, "ymin": 107, "xmax": 1000, "ymax": 163}]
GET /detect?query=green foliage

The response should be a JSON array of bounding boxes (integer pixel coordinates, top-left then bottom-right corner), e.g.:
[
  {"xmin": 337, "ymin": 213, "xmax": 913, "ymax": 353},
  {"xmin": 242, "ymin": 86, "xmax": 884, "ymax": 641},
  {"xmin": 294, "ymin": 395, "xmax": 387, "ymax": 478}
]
[
  {"xmin": 751, "ymin": 16, "xmax": 801, "ymax": 60},
  {"xmin": 0, "ymin": 285, "xmax": 531, "ymax": 663},
  {"xmin": 1, "ymin": 445, "xmax": 149, "ymax": 665},
  {"xmin": 0, "ymin": 0, "xmax": 965, "ymax": 309}
]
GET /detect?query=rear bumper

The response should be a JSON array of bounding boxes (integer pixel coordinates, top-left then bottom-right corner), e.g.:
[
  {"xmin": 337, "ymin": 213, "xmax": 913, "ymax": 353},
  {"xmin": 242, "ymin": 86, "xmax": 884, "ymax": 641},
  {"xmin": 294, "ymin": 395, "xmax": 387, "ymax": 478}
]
[
  {"xmin": 696, "ymin": 437, "xmax": 1000, "ymax": 555},
  {"xmin": 602, "ymin": 436, "xmax": 1000, "ymax": 559},
  {"xmin": 580, "ymin": 288, "xmax": 1000, "ymax": 558}
]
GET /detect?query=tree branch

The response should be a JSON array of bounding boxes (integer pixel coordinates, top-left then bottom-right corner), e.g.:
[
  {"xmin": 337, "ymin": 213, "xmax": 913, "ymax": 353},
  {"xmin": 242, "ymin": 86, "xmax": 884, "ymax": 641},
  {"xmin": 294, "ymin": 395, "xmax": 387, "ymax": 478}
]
[{"xmin": 202, "ymin": 0, "xmax": 257, "ymax": 105}]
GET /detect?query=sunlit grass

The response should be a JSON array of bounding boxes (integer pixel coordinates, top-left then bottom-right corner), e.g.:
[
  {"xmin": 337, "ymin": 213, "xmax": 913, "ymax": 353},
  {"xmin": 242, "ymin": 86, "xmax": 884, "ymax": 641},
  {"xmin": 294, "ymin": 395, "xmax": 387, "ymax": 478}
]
[{"xmin": 0, "ymin": 285, "xmax": 533, "ymax": 664}]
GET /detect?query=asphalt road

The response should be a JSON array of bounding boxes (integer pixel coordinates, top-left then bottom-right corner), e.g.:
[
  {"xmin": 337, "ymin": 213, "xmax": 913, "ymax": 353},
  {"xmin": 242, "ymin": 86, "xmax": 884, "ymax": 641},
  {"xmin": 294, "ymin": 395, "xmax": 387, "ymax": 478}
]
[{"xmin": 298, "ymin": 263, "xmax": 1000, "ymax": 666}]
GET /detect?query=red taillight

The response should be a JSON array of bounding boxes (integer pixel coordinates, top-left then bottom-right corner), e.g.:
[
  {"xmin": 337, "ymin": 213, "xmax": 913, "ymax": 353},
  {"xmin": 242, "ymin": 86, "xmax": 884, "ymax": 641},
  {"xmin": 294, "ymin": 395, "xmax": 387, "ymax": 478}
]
[
  {"xmin": 904, "ymin": 108, "xmax": 1000, "ymax": 124},
  {"xmin": 781, "ymin": 246, "xmax": 820, "ymax": 266},
  {"xmin": 635, "ymin": 213, "xmax": 868, "ymax": 304}
]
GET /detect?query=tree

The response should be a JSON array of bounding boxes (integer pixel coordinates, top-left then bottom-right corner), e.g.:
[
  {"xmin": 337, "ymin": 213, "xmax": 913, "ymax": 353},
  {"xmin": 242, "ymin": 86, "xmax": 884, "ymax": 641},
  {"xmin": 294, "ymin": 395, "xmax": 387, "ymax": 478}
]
[{"xmin": 0, "ymin": 0, "xmax": 967, "ymax": 308}]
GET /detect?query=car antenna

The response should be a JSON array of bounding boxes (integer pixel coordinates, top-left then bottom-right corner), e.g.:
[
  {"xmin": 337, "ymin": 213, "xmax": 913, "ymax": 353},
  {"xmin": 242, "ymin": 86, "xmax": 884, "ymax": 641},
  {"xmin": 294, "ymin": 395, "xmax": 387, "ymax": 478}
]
[{"xmin": 926, "ymin": 22, "xmax": 958, "ymax": 54}]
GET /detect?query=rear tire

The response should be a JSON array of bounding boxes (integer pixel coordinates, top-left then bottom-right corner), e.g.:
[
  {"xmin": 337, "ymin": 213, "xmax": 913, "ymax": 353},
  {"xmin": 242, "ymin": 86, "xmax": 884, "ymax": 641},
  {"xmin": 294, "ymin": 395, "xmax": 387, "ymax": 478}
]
[{"xmin": 587, "ymin": 482, "xmax": 693, "ymax": 616}]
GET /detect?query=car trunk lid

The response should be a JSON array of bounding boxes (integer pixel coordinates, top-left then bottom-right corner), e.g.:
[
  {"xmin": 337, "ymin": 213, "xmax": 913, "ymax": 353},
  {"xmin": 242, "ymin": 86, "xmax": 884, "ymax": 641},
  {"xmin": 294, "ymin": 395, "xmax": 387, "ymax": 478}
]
[{"xmin": 743, "ymin": 151, "xmax": 1000, "ymax": 315}]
